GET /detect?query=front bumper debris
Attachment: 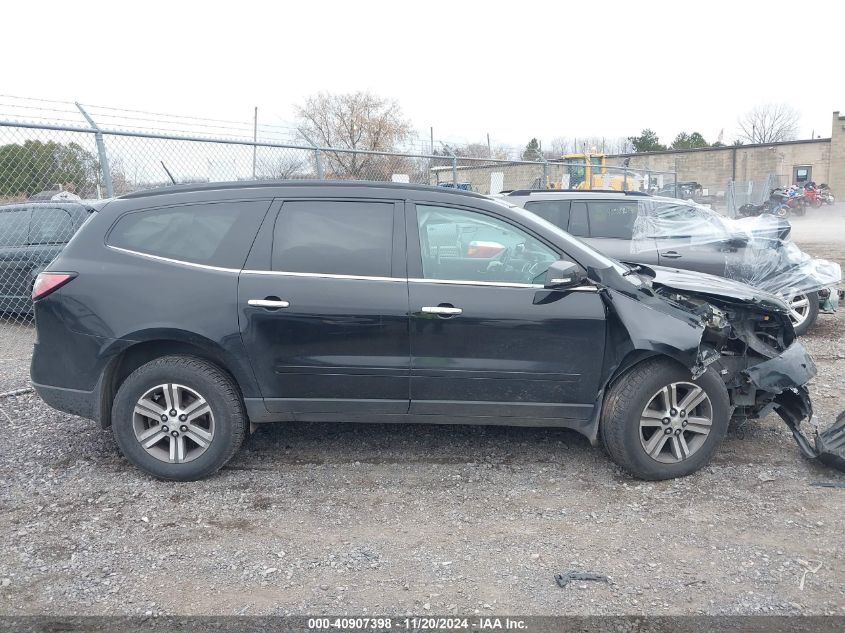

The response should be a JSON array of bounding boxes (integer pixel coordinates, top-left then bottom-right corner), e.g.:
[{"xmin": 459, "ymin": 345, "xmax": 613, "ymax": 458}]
[
  {"xmin": 743, "ymin": 342, "xmax": 816, "ymax": 393},
  {"xmin": 743, "ymin": 342, "xmax": 845, "ymax": 473}
]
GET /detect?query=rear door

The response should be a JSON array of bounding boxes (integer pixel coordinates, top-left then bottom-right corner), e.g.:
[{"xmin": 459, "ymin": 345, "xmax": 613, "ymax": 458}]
[{"xmin": 238, "ymin": 198, "xmax": 410, "ymax": 415}]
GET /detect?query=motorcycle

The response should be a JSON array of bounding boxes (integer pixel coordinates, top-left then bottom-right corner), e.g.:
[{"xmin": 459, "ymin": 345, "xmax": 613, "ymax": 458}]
[
  {"xmin": 773, "ymin": 186, "xmax": 807, "ymax": 216},
  {"xmin": 803, "ymin": 182, "xmax": 823, "ymax": 208},
  {"xmin": 738, "ymin": 191, "xmax": 790, "ymax": 219},
  {"xmin": 818, "ymin": 183, "xmax": 836, "ymax": 205}
]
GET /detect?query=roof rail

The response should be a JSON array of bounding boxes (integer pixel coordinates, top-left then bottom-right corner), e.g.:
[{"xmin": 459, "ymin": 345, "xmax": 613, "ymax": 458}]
[{"xmin": 119, "ymin": 179, "xmax": 488, "ymax": 200}]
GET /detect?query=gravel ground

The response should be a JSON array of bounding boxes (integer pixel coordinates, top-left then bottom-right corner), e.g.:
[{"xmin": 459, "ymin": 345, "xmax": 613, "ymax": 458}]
[{"xmin": 1, "ymin": 208, "xmax": 843, "ymax": 617}]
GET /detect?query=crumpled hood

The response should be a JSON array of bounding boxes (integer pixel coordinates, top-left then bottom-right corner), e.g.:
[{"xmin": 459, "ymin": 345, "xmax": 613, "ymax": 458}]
[{"xmin": 631, "ymin": 264, "xmax": 790, "ymax": 312}]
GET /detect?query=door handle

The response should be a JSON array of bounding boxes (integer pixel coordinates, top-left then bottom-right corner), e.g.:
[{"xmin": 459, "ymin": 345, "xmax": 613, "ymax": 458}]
[
  {"xmin": 661, "ymin": 250, "xmax": 683, "ymax": 259},
  {"xmin": 248, "ymin": 298, "xmax": 290, "ymax": 309},
  {"xmin": 421, "ymin": 306, "xmax": 462, "ymax": 316}
]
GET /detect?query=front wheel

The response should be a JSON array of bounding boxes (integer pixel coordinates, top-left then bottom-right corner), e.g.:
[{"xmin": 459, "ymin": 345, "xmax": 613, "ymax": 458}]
[
  {"xmin": 787, "ymin": 290, "xmax": 819, "ymax": 336},
  {"xmin": 112, "ymin": 355, "xmax": 247, "ymax": 481},
  {"xmin": 600, "ymin": 358, "xmax": 730, "ymax": 480}
]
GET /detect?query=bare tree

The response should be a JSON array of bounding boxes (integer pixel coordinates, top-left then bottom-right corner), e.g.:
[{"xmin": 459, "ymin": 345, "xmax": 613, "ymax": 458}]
[
  {"xmin": 737, "ymin": 103, "xmax": 800, "ymax": 144},
  {"xmin": 544, "ymin": 136, "xmax": 632, "ymax": 159},
  {"xmin": 296, "ymin": 91, "xmax": 411, "ymax": 179},
  {"xmin": 255, "ymin": 152, "xmax": 307, "ymax": 180}
]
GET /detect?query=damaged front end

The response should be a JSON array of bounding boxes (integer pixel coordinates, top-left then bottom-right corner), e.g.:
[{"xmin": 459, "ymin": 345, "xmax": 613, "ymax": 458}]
[
  {"xmin": 648, "ymin": 273, "xmax": 845, "ymax": 472},
  {"xmin": 590, "ymin": 263, "xmax": 845, "ymax": 472}
]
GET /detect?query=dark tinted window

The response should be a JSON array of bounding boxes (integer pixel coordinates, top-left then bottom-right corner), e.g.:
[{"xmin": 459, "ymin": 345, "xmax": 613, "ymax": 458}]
[
  {"xmin": 0, "ymin": 208, "xmax": 31, "ymax": 247},
  {"xmin": 523, "ymin": 200, "xmax": 571, "ymax": 230},
  {"xmin": 568, "ymin": 202, "xmax": 589, "ymax": 237},
  {"xmin": 587, "ymin": 201, "xmax": 639, "ymax": 239},
  {"xmin": 108, "ymin": 201, "xmax": 269, "ymax": 268},
  {"xmin": 272, "ymin": 201, "xmax": 393, "ymax": 277},
  {"xmin": 30, "ymin": 207, "xmax": 74, "ymax": 244}
]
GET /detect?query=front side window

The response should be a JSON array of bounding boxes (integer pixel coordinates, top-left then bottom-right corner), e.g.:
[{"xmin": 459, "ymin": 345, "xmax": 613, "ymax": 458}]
[
  {"xmin": 587, "ymin": 200, "xmax": 639, "ymax": 239},
  {"xmin": 272, "ymin": 201, "xmax": 394, "ymax": 277},
  {"xmin": 415, "ymin": 205, "xmax": 558, "ymax": 284},
  {"xmin": 636, "ymin": 200, "xmax": 729, "ymax": 242},
  {"xmin": 30, "ymin": 207, "xmax": 74, "ymax": 244},
  {"xmin": 0, "ymin": 208, "xmax": 31, "ymax": 247},
  {"xmin": 108, "ymin": 201, "xmax": 269, "ymax": 268}
]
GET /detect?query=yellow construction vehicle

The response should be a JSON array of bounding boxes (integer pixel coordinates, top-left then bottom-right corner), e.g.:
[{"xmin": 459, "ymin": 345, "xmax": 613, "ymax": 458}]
[{"xmin": 546, "ymin": 153, "xmax": 639, "ymax": 191}]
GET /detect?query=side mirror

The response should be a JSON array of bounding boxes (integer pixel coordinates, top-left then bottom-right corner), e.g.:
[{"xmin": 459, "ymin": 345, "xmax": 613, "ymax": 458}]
[{"xmin": 544, "ymin": 260, "xmax": 587, "ymax": 289}]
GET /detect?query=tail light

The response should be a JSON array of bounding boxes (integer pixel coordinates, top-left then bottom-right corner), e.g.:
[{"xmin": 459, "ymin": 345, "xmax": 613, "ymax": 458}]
[
  {"xmin": 32, "ymin": 272, "xmax": 77, "ymax": 300},
  {"xmin": 466, "ymin": 240, "xmax": 506, "ymax": 258}
]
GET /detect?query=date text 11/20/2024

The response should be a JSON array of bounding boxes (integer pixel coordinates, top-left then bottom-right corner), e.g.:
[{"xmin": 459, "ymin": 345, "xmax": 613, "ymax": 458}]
[{"xmin": 307, "ymin": 617, "xmax": 528, "ymax": 630}]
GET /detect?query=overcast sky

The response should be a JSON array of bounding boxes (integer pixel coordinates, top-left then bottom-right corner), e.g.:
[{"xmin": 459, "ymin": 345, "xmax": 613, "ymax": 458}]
[{"xmin": 4, "ymin": 0, "xmax": 844, "ymax": 149}]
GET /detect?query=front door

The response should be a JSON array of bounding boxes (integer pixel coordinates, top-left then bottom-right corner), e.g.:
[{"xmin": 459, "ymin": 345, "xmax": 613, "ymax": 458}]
[
  {"xmin": 406, "ymin": 202, "xmax": 606, "ymax": 421},
  {"xmin": 580, "ymin": 199, "xmax": 660, "ymax": 266},
  {"xmin": 238, "ymin": 199, "xmax": 409, "ymax": 415}
]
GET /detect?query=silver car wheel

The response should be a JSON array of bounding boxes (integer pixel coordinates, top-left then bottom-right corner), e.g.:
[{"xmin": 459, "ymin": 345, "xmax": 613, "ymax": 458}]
[
  {"xmin": 132, "ymin": 383, "xmax": 215, "ymax": 464},
  {"xmin": 639, "ymin": 381, "xmax": 713, "ymax": 464},
  {"xmin": 787, "ymin": 293, "xmax": 810, "ymax": 328}
]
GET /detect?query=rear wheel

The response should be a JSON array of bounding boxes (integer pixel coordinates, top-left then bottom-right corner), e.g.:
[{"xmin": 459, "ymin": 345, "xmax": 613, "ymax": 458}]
[
  {"xmin": 112, "ymin": 355, "xmax": 247, "ymax": 481},
  {"xmin": 600, "ymin": 358, "xmax": 730, "ymax": 480}
]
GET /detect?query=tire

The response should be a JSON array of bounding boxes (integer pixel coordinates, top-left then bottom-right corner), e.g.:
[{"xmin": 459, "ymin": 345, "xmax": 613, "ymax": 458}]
[
  {"xmin": 789, "ymin": 290, "xmax": 819, "ymax": 336},
  {"xmin": 600, "ymin": 357, "xmax": 730, "ymax": 480},
  {"xmin": 112, "ymin": 355, "xmax": 247, "ymax": 481}
]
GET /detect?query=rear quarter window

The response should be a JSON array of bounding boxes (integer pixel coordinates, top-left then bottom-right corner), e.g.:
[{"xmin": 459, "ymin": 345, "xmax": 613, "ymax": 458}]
[{"xmin": 107, "ymin": 201, "xmax": 270, "ymax": 268}]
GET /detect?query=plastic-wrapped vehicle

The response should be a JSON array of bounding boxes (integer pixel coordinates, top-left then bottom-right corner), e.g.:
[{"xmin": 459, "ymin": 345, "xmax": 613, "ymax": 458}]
[
  {"xmin": 630, "ymin": 200, "xmax": 841, "ymax": 335},
  {"xmin": 504, "ymin": 191, "xmax": 840, "ymax": 335}
]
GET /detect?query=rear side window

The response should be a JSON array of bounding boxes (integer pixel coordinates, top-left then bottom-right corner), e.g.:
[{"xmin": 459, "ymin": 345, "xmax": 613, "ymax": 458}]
[
  {"xmin": 272, "ymin": 201, "xmax": 394, "ymax": 277},
  {"xmin": 0, "ymin": 208, "xmax": 31, "ymax": 247},
  {"xmin": 108, "ymin": 201, "xmax": 269, "ymax": 268},
  {"xmin": 587, "ymin": 201, "xmax": 639, "ymax": 239},
  {"xmin": 568, "ymin": 202, "xmax": 589, "ymax": 237},
  {"xmin": 523, "ymin": 200, "xmax": 571, "ymax": 230},
  {"xmin": 30, "ymin": 207, "xmax": 74, "ymax": 244}
]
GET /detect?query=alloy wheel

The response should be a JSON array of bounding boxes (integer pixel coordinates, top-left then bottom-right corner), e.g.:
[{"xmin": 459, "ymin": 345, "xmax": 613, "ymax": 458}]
[
  {"xmin": 639, "ymin": 382, "xmax": 713, "ymax": 464},
  {"xmin": 787, "ymin": 293, "xmax": 810, "ymax": 329},
  {"xmin": 132, "ymin": 383, "xmax": 215, "ymax": 463}
]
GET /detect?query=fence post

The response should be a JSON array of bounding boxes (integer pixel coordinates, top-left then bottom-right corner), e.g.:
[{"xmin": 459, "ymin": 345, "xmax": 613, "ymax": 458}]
[
  {"xmin": 75, "ymin": 102, "xmax": 114, "ymax": 198},
  {"xmin": 542, "ymin": 159, "xmax": 549, "ymax": 189},
  {"xmin": 452, "ymin": 156, "xmax": 458, "ymax": 186},
  {"xmin": 315, "ymin": 148, "xmax": 324, "ymax": 179},
  {"xmin": 298, "ymin": 128, "xmax": 325, "ymax": 180}
]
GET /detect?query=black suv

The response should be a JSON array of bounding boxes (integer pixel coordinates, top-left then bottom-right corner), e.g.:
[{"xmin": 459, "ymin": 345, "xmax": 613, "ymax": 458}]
[
  {"xmin": 503, "ymin": 190, "xmax": 839, "ymax": 335},
  {"xmin": 0, "ymin": 201, "xmax": 96, "ymax": 314},
  {"xmin": 32, "ymin": 182, "xmax": 817, "ymax": 481}
]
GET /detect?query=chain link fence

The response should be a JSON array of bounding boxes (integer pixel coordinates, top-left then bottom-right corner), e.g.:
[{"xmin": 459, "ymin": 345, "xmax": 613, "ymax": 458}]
[{"xmin": 725, "ymin": 174, "xmax": 781, "ymax": 218}]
